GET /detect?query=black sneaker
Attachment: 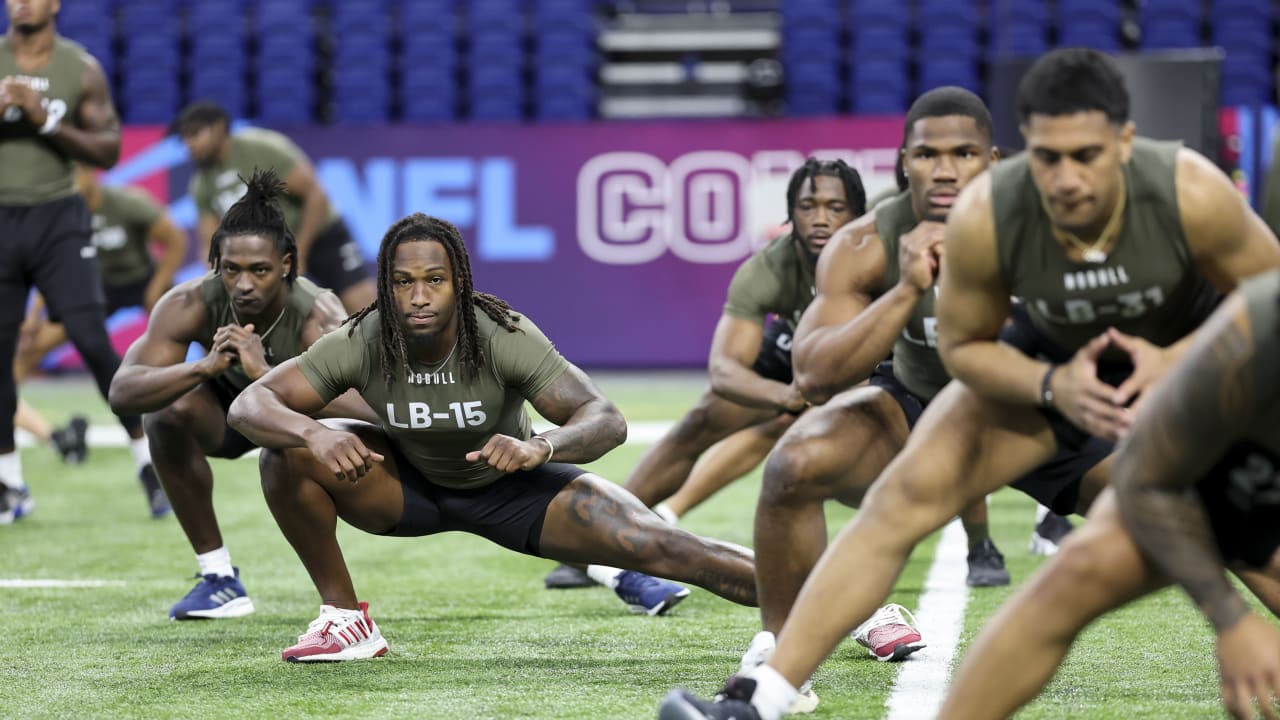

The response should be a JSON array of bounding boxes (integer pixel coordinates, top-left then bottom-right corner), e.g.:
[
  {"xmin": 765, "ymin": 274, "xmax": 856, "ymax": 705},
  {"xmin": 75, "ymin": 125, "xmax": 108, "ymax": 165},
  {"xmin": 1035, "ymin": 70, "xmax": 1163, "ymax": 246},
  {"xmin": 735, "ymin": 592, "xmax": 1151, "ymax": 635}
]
[
  {"xmin": 138, "ymin": 463, "xmax": 171, "ymax": 519},
  {"xmin": 543, "ymin": 563, "xmax": 597, "ymax": 589},
  {"xmin": 966, "ymin": 537, "xmax": 1011, "ymax": 587},
  {"xmin": 50, "ymin": 415, "xmax": 89, "ymax": 465},
  {"xmin": 1030, "ymin": 512, "xmax": 1074, "ymax": 556},
  {"xmin": 0, "ymin": 484, "xmax": 34, "ymax": 525},
  {"xmin": 659, "ymin": 676, "xmax": 762, "ymax": 720}
]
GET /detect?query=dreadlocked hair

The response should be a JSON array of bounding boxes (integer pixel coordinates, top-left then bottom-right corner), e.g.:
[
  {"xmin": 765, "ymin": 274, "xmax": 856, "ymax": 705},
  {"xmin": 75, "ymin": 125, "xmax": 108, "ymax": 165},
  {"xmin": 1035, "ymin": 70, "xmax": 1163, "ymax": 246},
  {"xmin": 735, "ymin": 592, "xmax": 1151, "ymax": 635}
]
[
  {"xmin": 785, "ymin": 158, "xmax": 867, "ymax": 225},
  {"xmin": 208, "ymin": 167, "xmax": 298, "ymax": 282},
  {"xmin": 346, "ymin": 213, "xmax": 521, "ymax": 387}
]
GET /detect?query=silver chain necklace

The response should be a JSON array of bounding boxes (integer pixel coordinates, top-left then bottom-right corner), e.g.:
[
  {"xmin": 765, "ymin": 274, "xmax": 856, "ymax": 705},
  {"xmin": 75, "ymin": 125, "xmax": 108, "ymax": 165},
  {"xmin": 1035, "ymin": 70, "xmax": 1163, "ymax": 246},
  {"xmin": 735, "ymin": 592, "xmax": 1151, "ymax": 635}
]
[
  {"xmin": 418, "ymin": 339, "xmax": 457, "ymax": 373},
  {"xmin": 229, "ymin": 301, "xmax": 288, "ymax": 342}
]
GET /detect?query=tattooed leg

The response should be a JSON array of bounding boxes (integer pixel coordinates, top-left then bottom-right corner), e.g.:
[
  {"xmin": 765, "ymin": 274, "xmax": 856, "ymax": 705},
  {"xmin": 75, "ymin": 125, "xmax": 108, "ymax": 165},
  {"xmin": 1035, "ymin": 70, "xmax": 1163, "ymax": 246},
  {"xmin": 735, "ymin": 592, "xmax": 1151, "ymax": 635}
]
[{"xmin": 538, "ymin": 473, "xmax": 758, "ymax": 606}]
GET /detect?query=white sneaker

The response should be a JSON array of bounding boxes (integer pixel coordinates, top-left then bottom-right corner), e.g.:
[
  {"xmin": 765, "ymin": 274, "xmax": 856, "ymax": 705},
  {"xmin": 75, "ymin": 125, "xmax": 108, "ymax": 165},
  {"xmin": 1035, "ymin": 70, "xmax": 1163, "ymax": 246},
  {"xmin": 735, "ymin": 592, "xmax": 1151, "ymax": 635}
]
[
  {"xmin": 281, "ymin": 601, "xmax": 389, "ymax": 662},
  {"xmin": 851, "ymin": 603, "xmax": 926, "ymax": 662},
  {"xmin": 736, "ymin": 630, "xmax": 820, "ymax": 714}
]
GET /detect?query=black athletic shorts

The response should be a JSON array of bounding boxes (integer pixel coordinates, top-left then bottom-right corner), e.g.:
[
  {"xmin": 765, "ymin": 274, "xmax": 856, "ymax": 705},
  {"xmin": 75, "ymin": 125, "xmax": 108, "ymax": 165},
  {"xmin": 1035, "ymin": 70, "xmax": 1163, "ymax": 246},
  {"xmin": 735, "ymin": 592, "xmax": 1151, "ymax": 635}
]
[
  {"xmin": 205, "ymin": 379, "xmax": 258, "ymax": 459},
  {"xmin": 752, "ymin": 316, "xmax": 794, "ymax": 384},
  {"xmin": 868, "ymin": 360, "xmax": 927, "ymax": 427},
  {"xmin": 1000, "ymin": 303, "xmax": 1119, "ymax": 515},
  {"xmin": 383, "ymin": 440, "xmax": 581, "ymax": 556},
  {"xmin": 1198, "ymin": 441, "xmax": 1280, "ymax": 568},
  {"xmin": 102, "ymin": 274, "xmax": 153, "ymax": 315},
  {"xmin": 0, "ymin": 194, "xmax": 105, "ymax": 324},
  {"xmin": 306, "ymin": 219, "xmax": 370, "ymax": 295}
]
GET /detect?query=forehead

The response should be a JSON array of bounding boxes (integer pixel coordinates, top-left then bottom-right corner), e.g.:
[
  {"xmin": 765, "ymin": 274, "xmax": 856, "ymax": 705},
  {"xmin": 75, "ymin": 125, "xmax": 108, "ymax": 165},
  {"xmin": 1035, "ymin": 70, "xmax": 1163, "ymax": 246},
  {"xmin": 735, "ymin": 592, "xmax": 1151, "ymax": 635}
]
[
  {"xmin": 905, "ymin": 115, "xmax": 987, "ymax": 148},
  {"xmin": 796, "ymin": 174, "xmax": 846, "ymax": 199},
  {"xmin": 1023, "ymin": 111, "xmax": 1119, "ymax": 148},
  {"xmin": 220, "ymin": 233, "xmax": 280, "ymax": 261},
  {"xmin": 392, "ymin": 239, "xmax": 450, "ymax": 271}
]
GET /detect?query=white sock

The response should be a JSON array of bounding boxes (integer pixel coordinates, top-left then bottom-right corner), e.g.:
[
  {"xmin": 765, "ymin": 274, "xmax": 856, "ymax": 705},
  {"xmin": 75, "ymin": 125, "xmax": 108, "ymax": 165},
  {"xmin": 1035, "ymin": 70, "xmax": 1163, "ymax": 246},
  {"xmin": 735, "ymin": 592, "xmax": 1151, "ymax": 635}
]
[
  {"xmin": 1035, "ymin": 503, "xmax": 1051, "ymax": 524},
  {"xmin": 652, "ymin": 503, "xmax": 679, "ymax": 525},
  {"xmin": 130, "ymin": 437, "xmax": 152, "ymax": 471},
  {"xmin": 319, "ymin": 603, "xmax": 363, "ymax": 619},
  {"xmin": 586, "ymin": 565, "xmax": 625, "ymax": 589},
  {"xmin": 0, "ymin": 450, "xmax": 25, "ymax": 491},
  {"xmin": 196, "ymin": 547, "xmax": 235, "ymax": 578},
  {"xmin": 743, "ymin": 663, "xmax": 798, "ymax": 720}
]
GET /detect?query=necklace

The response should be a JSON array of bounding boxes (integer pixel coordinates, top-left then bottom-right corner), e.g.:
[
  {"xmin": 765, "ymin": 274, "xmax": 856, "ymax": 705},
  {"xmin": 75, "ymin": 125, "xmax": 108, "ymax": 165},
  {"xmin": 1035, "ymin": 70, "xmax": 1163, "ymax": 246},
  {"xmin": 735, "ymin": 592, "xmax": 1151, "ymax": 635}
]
[
  {"xmin": 418, "ymin": 339, "xmax": 457, "ymax": 373},
  {"xmin": 1043, "ymin": 178, "xmax": 1127, "ymax": 264},
  {"xmin": 229, "ymin": 301, "xmax": 288, "ymax": 342}
]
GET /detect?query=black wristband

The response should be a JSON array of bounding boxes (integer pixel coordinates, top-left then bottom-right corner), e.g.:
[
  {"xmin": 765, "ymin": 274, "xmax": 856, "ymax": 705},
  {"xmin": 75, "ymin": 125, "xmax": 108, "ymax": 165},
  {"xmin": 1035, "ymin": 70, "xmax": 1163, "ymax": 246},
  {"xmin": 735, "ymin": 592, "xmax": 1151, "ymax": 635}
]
[{"xmin": 1039, "ymin": 365, "xmax": 1058, "ymax": 408}]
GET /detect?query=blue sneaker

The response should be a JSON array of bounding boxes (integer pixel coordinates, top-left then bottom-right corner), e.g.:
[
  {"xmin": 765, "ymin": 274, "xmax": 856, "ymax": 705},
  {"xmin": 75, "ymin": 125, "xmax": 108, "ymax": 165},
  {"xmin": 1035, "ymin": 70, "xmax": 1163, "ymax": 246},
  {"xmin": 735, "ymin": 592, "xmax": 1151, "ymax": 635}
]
[
  {"xmin": 169, "ymin": 567, "xmax": 255, "ymax": 620},
  {"xmin": 614, "ymin": 570, "xmax": 690, "ymax": 616},
  {"xmin": 0, "ymin": 484, "xmax": 34, "ymax": 525},
  {"xmin": 138, "ymin": 464, "xmax": 171, "ymax": 519}
]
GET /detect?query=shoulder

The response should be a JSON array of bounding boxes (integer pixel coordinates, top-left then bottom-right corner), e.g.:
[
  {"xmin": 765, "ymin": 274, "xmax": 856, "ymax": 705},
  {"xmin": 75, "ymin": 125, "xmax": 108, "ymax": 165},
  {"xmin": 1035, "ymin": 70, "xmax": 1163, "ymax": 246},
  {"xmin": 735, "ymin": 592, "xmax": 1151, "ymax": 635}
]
[
  {"xmin": 818, "ymin": 210, "xmax": 887, "ymax": 286},
  {"xmin": 1172, "ymin": 145, "xmax": 1246, "ymax": 238},
  {"xmin": 149, "ymin": 277, "xmax": 210, "ymax": 337},
  {"xmin": 951, "ymin": 171, "xmax": 995, "ymax": 232},
  {"xmin": 828, "ymin": 209, "xmax": 883, "ymax": 256}
]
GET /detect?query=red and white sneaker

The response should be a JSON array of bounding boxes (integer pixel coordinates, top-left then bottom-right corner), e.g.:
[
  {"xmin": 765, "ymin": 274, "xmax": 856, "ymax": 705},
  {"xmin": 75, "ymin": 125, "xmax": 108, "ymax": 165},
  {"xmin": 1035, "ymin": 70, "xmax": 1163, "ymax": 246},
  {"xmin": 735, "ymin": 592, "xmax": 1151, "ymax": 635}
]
[
  {"xmin": 282, "ymin": 601, "xmax": 389, "ymax": 662},
  {"xmin": 851, "ymin": 603, "xmax": 926, "ymax": 662}
]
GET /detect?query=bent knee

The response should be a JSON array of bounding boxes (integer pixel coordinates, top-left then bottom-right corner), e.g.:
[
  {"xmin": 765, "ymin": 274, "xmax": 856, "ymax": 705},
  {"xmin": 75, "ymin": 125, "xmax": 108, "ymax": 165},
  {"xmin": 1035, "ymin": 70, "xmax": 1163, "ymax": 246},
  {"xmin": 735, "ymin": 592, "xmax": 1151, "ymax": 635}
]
[{"xmin": 761, "ymin": 438, "xmax": 840, "ymax": 503}]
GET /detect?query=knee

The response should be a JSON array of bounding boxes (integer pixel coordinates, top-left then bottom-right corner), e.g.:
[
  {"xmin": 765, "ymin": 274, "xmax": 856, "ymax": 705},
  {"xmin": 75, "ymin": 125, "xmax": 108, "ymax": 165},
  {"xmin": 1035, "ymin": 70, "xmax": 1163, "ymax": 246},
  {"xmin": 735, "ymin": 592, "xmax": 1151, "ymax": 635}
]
[
  {"xmin": 143, "ymin": 402, "xmax": 193, "ymax": 439},
  {"xmin": 258, "ymin": 446, "xmax": 311, "ymax": 496},
  {"xmin": 1043, "ymin": 531, "xmax": 1124, "ymax": 597},
  {"xmin": 669, "ymin": 401, "xmax": 717, "ymax": 444},
  {"xmin": 761, "ymin": 438, "xmax": 830, "ymax": 505}
]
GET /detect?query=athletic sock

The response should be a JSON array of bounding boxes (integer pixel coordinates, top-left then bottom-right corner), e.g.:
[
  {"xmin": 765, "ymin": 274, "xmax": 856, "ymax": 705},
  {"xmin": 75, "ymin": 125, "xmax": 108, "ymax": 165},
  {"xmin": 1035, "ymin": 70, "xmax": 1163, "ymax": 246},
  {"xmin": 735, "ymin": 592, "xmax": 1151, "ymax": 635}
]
[
  {"xmin": 0, "ymin": 451, "xmax": 26, "ymax": 491},
  {"xmin": 742, "ymin": 663, "xmax": 798, "ymax": 720},
  {"xmin": 586, "ymin": 565, "xmax": 625, "ymax": 589},
  {"xmin": 652, "ymin": 502, "xmax": 679, "ymax": 525},
  {"xmin": 130, "ymin": 437, "xmax": 152, "ymax": 472},
  {"xmin": 319, "ymin": 603, "xmax": 364, "ymax": 619},
  {"xmin": 196, "ymin": 547, "xmax": 235, "ymax": 578}
]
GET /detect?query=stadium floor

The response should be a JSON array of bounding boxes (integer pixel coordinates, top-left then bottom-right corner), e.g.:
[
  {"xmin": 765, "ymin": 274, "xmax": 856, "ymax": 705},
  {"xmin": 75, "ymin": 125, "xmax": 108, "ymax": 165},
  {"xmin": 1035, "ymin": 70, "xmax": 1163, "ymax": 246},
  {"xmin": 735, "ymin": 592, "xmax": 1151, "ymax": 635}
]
[{"xmin": 1, "ymin": 375, "xmax": 1245, "ymax": 719}]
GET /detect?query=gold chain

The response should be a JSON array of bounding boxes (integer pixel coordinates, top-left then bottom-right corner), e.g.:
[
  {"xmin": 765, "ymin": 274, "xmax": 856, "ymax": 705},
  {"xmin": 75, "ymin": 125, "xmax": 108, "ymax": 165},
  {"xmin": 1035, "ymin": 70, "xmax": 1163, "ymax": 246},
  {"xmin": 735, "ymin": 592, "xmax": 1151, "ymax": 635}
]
[{"xmin": 1042, "ymin": 177, "xmax": 1127, "ymax": 264}]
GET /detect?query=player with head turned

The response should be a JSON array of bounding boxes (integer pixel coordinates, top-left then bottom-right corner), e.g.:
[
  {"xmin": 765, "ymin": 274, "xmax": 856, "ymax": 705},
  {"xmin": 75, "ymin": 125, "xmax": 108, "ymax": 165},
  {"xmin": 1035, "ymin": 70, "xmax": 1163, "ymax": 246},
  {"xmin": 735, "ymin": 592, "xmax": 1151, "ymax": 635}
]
[
  {"xmin": 658, "ymin": 48, "xmax": 1280, "ymax": 720},
  {"xmin": 937, "ymin": 273, "xmax": 1280, "ymax": 720},
  {"xmin": 107, "ymin": 169, "xmax": 356, "ymax": 619},
  {"xmin": 0, "ymin": 0, "xmax": 144, "ymax": 524},
  {"xmin": 545, "ymin": 158, "xmax": 866, "ymax": 589},
  {"xmin": 13, "ymin": 163, "xmax": 188, "ymax": 517},
  {"xmin": 722, "ymin": 87, "xmax": 1005, "ymax": 713},
  {"xmin": 173, "ymin": 100, "xmax": 376, "ymax": 313},
  {"xmin": 226, "ymin": 213, "xmax": 763, "ymax": 661}
]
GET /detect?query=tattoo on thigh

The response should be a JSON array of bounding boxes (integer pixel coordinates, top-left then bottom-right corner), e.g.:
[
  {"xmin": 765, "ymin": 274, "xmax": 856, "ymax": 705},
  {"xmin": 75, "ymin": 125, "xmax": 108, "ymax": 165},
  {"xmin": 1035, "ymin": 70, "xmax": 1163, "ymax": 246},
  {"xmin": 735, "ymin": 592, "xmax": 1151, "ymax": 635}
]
[{"xmin": 567, "ymin": 480, "xmax": 648, "ymax": 555}]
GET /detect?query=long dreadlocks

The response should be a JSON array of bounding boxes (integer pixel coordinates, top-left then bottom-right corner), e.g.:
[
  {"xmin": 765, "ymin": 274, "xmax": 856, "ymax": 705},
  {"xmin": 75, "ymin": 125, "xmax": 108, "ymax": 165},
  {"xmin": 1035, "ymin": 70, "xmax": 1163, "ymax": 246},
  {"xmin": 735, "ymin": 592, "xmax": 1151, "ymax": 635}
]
[
  {"xmin": 784, "ymin": 158, "xmax": 867, "ymax": 226},
  {"xmin": 346, "ymin": 213, "xmax": 521, "ymax": 387}
]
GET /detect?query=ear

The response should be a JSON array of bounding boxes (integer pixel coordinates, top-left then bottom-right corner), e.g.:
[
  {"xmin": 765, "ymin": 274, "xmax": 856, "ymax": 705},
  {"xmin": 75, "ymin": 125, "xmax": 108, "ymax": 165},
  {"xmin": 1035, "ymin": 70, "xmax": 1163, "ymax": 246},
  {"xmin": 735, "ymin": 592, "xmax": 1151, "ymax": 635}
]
[
  {"xmin": 282, "ymin": 252, "xmax": 293, "ymax": 278},
  {"xmin": 990, "ymin": 146, "xmax": 1001, "ymax": 162},
  {"xmin": 1117, "ymin": 121, "xmax": 1137, "ymax": 164}
]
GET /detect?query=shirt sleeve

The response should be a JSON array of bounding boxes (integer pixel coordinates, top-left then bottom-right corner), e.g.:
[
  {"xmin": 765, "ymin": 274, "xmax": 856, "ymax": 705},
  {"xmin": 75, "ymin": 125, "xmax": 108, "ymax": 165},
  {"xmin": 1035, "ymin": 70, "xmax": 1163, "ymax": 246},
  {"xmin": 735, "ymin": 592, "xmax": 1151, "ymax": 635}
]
[
  {"xmin": 723, "ymin": 252, "xmax": 783, "ymax": 324},
  {"xmin": 250, "ymin": 131, "xmax": 303, "ymax": 178},
  {"xmin": 295, "ymin": 322, "xmax": 370, "ymax": 404},
  {"xmin": 190, "ymin": 174, "xmax": 214, "ymax": 219},
  {"xmin": 489, "ymin": 313, "xmax": 571, "ymax": 399}
]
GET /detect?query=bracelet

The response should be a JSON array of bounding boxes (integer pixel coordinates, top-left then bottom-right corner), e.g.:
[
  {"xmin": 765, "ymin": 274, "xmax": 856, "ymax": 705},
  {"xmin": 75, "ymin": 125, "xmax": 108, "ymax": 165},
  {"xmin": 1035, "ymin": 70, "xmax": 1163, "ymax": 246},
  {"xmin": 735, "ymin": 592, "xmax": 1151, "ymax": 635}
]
[
  {"xmin": 1039, "ymin": 364, "xmax": 1058, "ymax": 409},
  {"xmin": 531, "ymin": 435, "xmax": 554, "ymax": 463},
  {"xmin": 37, "ymin": 112, "xmax": 61, "ymax": 136}
]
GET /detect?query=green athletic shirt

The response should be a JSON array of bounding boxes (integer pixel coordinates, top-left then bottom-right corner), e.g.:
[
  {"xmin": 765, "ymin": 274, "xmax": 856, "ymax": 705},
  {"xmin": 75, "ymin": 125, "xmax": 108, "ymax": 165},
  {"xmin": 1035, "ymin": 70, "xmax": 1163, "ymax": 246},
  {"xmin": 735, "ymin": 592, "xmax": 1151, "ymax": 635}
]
[
  {"xmin": 296, "ymin": 308, "xmax": 571, "ymax": 490},
  {"xmin": 198, "ymin": 273, "xmax": 324, "ymax": 396},
  {"xmin": 723, "ymin": 232, "xmax": 816, "ymax": 329},
  {"xmin": 91, "ymin": 186, "xmax": 162, "ymax": 285},
  {"xmin": 873, "ymin": 191, "xmax": 950, "ymax": 400},
  {"xmin": 993, "ymin": 137, "xmax": 1218, "ymax": 354},
  {"xmin": 0, "ymin": 36, "xmax": 87, "ymax": 204},
  {"xmin": 189, "ymin": 128, "xmax": 339, "ymax": 233}
]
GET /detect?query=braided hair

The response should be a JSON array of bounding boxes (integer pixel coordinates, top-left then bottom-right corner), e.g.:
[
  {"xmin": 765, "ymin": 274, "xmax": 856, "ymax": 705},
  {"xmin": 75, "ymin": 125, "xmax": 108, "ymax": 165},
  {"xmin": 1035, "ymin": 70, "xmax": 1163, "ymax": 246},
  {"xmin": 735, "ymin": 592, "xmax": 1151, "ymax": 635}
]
[
  {"xmin": 208, "ymin": 167, "xmax": 298, "ymax": 283},
  {"xmin": 346, "ymin": 213, "xmax": 521, "ymax": 387},
  {"xmin": 785, "ymin": 158, "xmax": 867, "ymax": 225}
]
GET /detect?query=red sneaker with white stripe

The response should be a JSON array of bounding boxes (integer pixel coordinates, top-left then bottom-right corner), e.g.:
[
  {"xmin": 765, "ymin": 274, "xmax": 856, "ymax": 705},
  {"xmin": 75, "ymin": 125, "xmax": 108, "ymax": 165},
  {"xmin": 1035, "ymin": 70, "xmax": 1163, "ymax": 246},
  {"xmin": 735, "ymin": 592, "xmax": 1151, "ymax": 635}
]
[{"xmin": 282, "ymin": 601, "xmax": 389, "ymax": 662}]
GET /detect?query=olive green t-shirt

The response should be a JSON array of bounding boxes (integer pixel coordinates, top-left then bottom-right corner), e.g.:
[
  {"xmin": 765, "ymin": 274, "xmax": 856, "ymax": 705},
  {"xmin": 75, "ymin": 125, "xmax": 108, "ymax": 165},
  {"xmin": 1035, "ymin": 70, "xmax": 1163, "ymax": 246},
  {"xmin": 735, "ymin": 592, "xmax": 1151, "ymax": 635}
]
[
  {"xmin": 723, "ymin": 232, "xmax": 816, "ymax": 328},
  {"xmin": 0, "ymin": 36, "xmax": 87, "ymax": 204},
  {"xmin": 873, "ymin": 191, "xmax": 951, "ymax": 400},
  {"xmin": 296, "ymin": 308, "xmax": 572, "ymax": 489},
  {"xmin": 91, "ymin": 186, "xmax": 162, "ymax": 285},
  {"xmin": 189, "ymin": 128, "xmax": 338, "ymax": 233},
  {"xmin": 199, "ymin": 273, "xmax": 324, "ymax": 396},
  {"xmin": 993, "ymin": 137, "xmax": 1218, "ymax": 357}
]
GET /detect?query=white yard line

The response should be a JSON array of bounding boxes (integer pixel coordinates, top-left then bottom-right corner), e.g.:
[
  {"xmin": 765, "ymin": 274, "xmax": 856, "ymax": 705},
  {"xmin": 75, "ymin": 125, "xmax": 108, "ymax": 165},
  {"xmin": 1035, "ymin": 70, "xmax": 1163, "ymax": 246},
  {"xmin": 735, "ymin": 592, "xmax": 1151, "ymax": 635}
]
[
  {"xmin": 0, "ymin": 579, "xmax": 127, "ymax": 588},
  {"xmin": 884, "ymin": 519, "xmax": 971, "ymax": 720}
]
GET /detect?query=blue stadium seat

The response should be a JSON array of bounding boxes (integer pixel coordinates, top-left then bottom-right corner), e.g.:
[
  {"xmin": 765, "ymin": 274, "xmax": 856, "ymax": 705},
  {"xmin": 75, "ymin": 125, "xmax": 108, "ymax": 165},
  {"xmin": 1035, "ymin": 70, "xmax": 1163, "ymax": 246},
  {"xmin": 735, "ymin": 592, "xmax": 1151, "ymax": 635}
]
[
  {"xmin": 1143, "ymin": 0, "xmax": 1200, "ymax": 21},
  {"xmin": 1140, "ymin": 19, "xmax": 1201, "ymax": 49},
  {"xmin": 256, "ymin": 78, "xmax": 315, "ymax": 124},
  {"xmin": 255, "ymin": 0, "xmax": 315, "ymax": 32},
  {"xmin": 331, "ymin": 69, "xmax": 391, "ymax": 123},
  {"xmin": 849, "ymin": 0, "xmax": 910, "ymax": 28},
  {"xmin": 1213, "ymin": 19, "xmax": 1272, "ymax": 55},
  {"xmin": 1057, "ymin": 0, "xmax": 1120, "ymax": 23},
  {"xmin": 403, "ymin": 89, "xmax": 458, "ymax": 122},
  {"xmin": 993, "ymin": 0, "xmax": 1049, "ymax": 24},
  {"xmin": 535, "ymin": 96, "xmax": 593, "ymax": 121},
  {"xmin": 916, "ymin": 0, "xmax": 979, "ymax": 27},
  {"xmin": 851, "ymin": 26, "xmax": 910, "ymax": 59},
  {"xmin": 469, "ymin": 0, "xmax": 527, "ymax": 35},
  {"xmin": 918, "ymin": 60, "xmax": 980, "ymax": 93},
  {"xmin": 189, "ymin": 71, "xmax": 247, "ymax": 117},
  {"xmin": 1211, "ymin": 0, "xmax": 1272, "ymax": 23},
  {"xmin": 1058, "ymin": 21, "xmax": 1121, "ymax": 50},
  {"xmin": 919, "ymin": 27, "xmax": 979, "ymax": 56},
  {"xmin": 852, "ymin": 88, "xmax": 906, "ymax": 114},
  {"xmin": 470, "ymin": 95, "xmax": 525, "ymax": 121},
  {"xmin": 118, "ymin": 1, "xmax": 178, "ymax": 35},
  {"xmin": 991, "ymin": 21, "xmax": 1048, "ymax": 57},
  {"xmin": 786, "ymin": 91, "xmax": 840, "ymax": 116}
]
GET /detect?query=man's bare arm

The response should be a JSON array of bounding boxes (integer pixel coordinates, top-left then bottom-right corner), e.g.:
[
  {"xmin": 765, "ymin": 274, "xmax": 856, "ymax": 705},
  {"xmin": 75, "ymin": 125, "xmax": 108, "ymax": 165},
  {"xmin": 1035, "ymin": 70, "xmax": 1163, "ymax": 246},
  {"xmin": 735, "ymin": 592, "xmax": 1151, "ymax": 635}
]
[
  {"xmin": 108, "ymin": 282, "xmax": 223, "ymax": 413},
  {"xmin": 1113, "ymin": 292, "xmax": 1257, "ymax": 631},
  {"xmin": 706, "ymin": 314, "xmax": 799, "ymax": 411},
  {"xmin": 526, "ymin": 366, "xmax": 627, "ymax": 464},
  {"xmin": 48, "ymin": 55, "xmax": 120, "ymax": 168}
]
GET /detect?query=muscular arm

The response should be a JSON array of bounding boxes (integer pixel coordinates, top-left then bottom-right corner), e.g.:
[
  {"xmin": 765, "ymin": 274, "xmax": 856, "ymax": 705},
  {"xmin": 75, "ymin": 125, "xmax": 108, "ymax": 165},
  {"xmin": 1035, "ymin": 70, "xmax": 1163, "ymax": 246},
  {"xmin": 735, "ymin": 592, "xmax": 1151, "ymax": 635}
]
[
  {"xmin": 226, "ymin": 358, "xmax": 336, "ymax": 447},
  {"xmin": 1113, "ymin": 292, "xmax": 1256, "ymax": 632},
  {"xmin": 936, "ymin": 175, "xmax": 1046, "ymax": 404},
  {"xmin": 295, "ymin": 291, "xmax": 379, "ymax": 423},
  {"xmin": 144, "ymin": 214, "xmax": 189, "ymax": 308},
  {"xmin": 108, "ymin": 283, "xmax": 217, "ymax": 413},
  {"xmin": 284, "ymin": 160, "xmax": 330, "ymax": 274},
  {"xmin": 527, "ymin": 365, "xmax": 628, "ymax": 464},
  {"xmin": 1181, "ymin": 148, "xmax": 1280, "ymax": 295},
  {"xmin": 706, "ymin": 315, "xmax": 794, "ymax": 410},
  {"xmin": 47, "ymin": 55, "xmax": 120, "ymax": 168},
  {"xmin": 792, "ymin": 218, "xmax": 918, "ymax": 404}
]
